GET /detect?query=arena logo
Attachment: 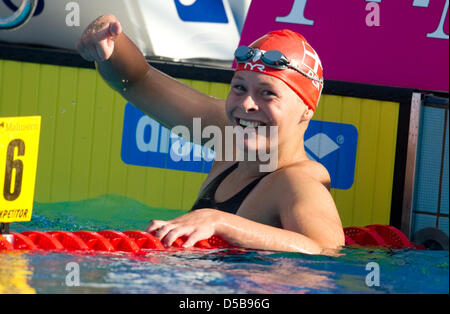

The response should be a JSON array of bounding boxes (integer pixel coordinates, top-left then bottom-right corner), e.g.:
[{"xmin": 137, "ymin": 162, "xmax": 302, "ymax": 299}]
[
  {"xmin": 121, "ymin": 103, "xmax": 358, "ymax": 189},
  {"xmin": 304, "ymin": 120, "xmax": 358, "ymax": 190},
  {"xmin": 174, "ymin": 0, "xmax": 228, "ymax": 23},
  {"xmin": 122, "ymin": 104, "xmax": 278, "ymax": 173}
]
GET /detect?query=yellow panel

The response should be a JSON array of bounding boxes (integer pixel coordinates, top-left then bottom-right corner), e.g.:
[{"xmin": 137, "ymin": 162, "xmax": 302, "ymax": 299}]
[
  {"xmin": 69, "ymin": 67, "xmax": 97, "ymax": 201},
  {"xmin": 352, "ymin": 99, "xmax": 381, "ymax": 226},
  {"xmin": 19, "ymin": 63, "xmax": 40, "ymax": 116},
  {"xmin": 88, "ymin": 75, "xmax": 115, "ymax": 199},
  {"xmin": 316, "ymin": 95, "xmax": 399, "ymax": 227},
  {"xmin": 51, "ymin": 67, "xmax": 78, "ymax": 202},
  {"xmin": 191, "ymin": 80, "xmax": 211, "ymax": 96},
  {"xmin": 35, "ymin": 65, "xmax": 59, "ymax": 202},
  {"xmin": 106, "ymin": 91, "xmax": 128, "ymax": 196},
  {"xmin": 332, "ymin": 97, "xmax": 361, "ymax": 227},
  {"xmin": 163, "ymin": 169, "xmax": 185, "ymax": 209},
  {"xmin": 178, "ymin": 80, "xmax": 225, "ymax": 209},
  {"xmin": 0, "ymin": 60, "xmax": 3, "ymax": 102},
  {"xmin": 0, "ymin": 116, "xmax": 41, "ymax": 223},
  {"xmin": 125, "ymin": 165, "xmax": 147, "ymax": 202},
  {"xmin": 181, "ymin": 172, "xmax": 207, "ymax": 210},
  {"xmin": 313, "ymin": 94, "xmax": 326, "ymax": 121},
  {"xmin": 0, "ymin": 60, "xmax": 21, "ymax": 116},
  {"xmin": 319, "ymin": 95, "xmax": 343, "ymax": 201},
  {"xmin": 144, "ymin": 167, "xmax": 167, "ymax": 208},
  {"xmin": 371, "ymin": 101, "xmax": 399, "ymax": 224},
  {"xmin": 321, "ymin": 95, "xmax": 343, "ymax": 123},
  {"xmin": 207, "ymin": 82, "xmax": 231, "ymax": 100}
]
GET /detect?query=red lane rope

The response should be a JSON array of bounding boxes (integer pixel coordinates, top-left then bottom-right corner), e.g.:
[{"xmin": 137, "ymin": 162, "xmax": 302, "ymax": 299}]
[
  {"xmin": 343, "ymin": 225, "xmax": 419, "ymax": 248},
  {"xmin": 0, "ymin": 225, "xmax": 418, "ymax": 254},
  {"xmin": 0, "ymin": 235, "xmax": 13, "ymax": 251},
  {"xmin": 365, "ymin": 225, "xmax": 413, "ymax": 248},
  {"xmin": 0, "ymin": 230, "xmax": 234, "ymax": 254}
]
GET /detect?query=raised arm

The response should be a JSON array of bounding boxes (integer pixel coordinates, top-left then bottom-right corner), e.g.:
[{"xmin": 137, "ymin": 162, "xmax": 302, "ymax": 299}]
[{"xmin": 75, "ymin": 15, "xmax": 229, "ymax": 143}]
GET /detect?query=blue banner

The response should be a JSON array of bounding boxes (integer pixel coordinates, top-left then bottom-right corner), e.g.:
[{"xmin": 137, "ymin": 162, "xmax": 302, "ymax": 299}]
[
  {"xmin": 122, "ymin": 103, "xmax": 358, "ymax": 189},
  {"xmin": 174, "ymin": 0, "xmax": 228, "ymax": 23}
]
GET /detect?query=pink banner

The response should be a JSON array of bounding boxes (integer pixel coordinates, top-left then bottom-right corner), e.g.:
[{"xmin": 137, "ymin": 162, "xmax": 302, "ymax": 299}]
[{"xmin": 239, "ymin": 0, "xmax": 449, "ymax": 92}]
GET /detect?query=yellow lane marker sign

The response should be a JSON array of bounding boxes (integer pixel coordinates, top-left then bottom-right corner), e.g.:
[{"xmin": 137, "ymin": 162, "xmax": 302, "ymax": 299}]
[{"xmin": 0, "ymin": 116, "xmax": 41, "ymax": 223}]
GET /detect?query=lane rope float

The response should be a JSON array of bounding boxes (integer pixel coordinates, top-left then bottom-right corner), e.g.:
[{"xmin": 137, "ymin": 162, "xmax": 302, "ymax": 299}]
[
  {"xmin": 0, "ymin": 225, "xmax": 422, "ymax": 254},
  {"xmin": 0, "ymin": 230, "xmax": 234, "ymax": 254}
]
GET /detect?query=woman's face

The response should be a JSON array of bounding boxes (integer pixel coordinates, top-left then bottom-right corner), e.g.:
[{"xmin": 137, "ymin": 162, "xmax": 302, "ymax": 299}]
[{"xmin": 225, "ymin": 70, "xmax": 307, "ymax": 154}]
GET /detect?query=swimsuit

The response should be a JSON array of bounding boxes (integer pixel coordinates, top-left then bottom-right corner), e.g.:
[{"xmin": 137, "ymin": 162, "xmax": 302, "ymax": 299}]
[{"xmin": 190, "ymin": 163, "xmax": 271, "ymax": 214}]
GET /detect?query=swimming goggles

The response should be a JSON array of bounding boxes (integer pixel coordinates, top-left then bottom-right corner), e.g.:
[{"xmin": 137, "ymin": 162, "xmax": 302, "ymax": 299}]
[{"xmin": 234, "ymin": 46, "xmax": 324, "ymax": 85}]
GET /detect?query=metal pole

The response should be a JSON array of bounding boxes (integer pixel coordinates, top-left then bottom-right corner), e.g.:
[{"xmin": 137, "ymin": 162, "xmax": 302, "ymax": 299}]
[{"xmin": 400, "ymin": 92, "xmax": 422, "ymax": 239}]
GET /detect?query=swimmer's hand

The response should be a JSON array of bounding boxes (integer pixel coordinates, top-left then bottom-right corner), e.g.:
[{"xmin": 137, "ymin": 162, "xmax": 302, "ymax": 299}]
[
  {"xmin": 76, "ymin": 14, "xmax": 122, "ymax": 62},
  {"xmin": 145, "ymin": 209, "xmax": 223, "ymax": 248}
]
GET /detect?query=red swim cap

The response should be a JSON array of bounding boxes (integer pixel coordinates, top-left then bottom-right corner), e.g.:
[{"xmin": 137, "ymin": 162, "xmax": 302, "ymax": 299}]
[{"xmin": 235, "ymin": 30, "xmax": 324, "ymax": 111}]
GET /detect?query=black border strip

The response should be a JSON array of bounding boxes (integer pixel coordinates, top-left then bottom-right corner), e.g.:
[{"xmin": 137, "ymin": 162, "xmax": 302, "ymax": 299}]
[
  {"xmin": 0, "ymin": 42, "xmax": 236, "ymax": 83},
  {"xmin": 1, "ymin": 43, "xmax": 449, "ymax": 230},
  {"xmin": 0, "ymin": 41, "xmax": 425, "ymax": 100}
]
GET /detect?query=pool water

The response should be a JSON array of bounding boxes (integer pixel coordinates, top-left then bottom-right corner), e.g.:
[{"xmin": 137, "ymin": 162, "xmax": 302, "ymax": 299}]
[{"xmin": 1, "ymin": 195, "xmax": 448, "ymax": 294}]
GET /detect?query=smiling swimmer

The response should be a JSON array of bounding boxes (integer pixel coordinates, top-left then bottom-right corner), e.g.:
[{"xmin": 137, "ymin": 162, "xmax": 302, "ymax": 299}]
[{"xmin": 76, "ymin": 15, "xmax": 345, "ymax": 254}]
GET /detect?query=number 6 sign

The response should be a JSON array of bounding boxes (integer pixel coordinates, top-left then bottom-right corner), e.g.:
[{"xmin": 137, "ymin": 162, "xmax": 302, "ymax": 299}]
[{"xmin": 0, "ymin": 116, "xmax": 41, "ymax": 223}]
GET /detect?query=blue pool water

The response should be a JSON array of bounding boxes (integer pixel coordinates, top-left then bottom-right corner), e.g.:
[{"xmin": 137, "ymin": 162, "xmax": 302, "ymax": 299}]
[{"xmin": 1, "ymin": 195, "xmax": 449, "ymax": 294}]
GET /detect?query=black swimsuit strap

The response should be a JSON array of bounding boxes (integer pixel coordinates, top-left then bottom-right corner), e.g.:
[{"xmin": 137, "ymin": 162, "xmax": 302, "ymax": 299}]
[
  {"xmin": 191, "ymin": 163, "xmax": 238, "ymax": 210},
  {"xmin": 190, "ymin": 163, "xmax": 270, "ymax": 214}
]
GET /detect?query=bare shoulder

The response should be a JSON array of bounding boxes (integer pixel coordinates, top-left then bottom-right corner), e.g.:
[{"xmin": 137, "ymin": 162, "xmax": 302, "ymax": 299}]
[
  {"xmin": 289, "ymin": 160, "xmax": 331, "ymax": 189},
  {"xmin": 253, "ymin": 160, "xmax": 333, "ymax": 212},
  {"xmin": 258, "ymin": 161, "xmax": 344, "ymax": 248},
  {"xmin": 263, "ymin": 159, "xmax": 331, "ymax": 190}
]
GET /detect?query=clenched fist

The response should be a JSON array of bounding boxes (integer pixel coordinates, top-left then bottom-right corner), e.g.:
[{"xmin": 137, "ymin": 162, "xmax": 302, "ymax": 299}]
[{"xmin": 75, "ymin": 14, "xmax": 122, "ymax": 62}]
